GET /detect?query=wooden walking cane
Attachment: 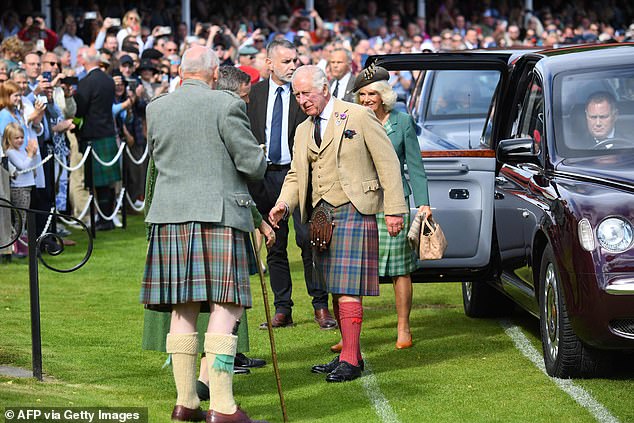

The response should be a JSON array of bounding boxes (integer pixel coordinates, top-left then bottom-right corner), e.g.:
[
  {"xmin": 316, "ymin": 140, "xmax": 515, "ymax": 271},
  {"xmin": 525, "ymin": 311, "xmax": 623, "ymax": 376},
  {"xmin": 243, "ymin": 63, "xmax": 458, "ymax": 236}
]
[{"xmin": 250, "ymin": 231, "xmax": 288, "ymax": 423}]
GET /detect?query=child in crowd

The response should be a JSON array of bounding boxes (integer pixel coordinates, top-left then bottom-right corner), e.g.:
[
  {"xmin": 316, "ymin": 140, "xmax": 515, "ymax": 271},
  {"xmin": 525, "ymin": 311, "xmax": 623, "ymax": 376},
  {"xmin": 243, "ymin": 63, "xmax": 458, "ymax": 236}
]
[{"xmin": 3, "ymin": 122, "xmax": 38, "ymax": 257}]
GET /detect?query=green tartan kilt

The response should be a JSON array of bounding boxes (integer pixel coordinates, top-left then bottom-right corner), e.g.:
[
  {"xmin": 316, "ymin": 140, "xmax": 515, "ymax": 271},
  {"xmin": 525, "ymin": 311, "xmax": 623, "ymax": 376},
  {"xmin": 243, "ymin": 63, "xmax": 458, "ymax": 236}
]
[
  {"xmin": 89, "ymin": 136, "xmax": 121, "ymax": 187},
  {"xmin": 140, "ymin": 222, "xmax": 252, "ymax": 310},
  {"xmin": 377, "ymin": 211, "xmax": 417, "ymax": 277}
]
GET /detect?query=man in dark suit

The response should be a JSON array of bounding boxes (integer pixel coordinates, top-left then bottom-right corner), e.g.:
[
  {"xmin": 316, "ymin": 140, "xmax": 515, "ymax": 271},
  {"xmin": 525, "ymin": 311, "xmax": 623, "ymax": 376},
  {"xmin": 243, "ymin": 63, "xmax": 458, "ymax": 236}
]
[
  {"xmin": 247, "ymin": 39, "xmax": 336, "ymax": 330},
  {"xmin": 73, "ymin": 47, "xmax": 118, "ymax": 231},
  {"xmin": 328, "ymin": 47, "xmax": 356, "ymax": 103}
]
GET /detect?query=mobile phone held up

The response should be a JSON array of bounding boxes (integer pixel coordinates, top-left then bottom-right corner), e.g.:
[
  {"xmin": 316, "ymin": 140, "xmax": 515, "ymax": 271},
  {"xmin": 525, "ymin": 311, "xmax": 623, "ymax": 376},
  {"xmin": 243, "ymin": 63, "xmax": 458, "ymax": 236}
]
[
  {"xmin": 41, "ymin": 71, "xmax": 51, "ymax": 82},
  {"xmin": 109, "ymin": 17, "xmax": 121, "ymax": 27},
  {"xmin": 61, "ymin": 76, "xmax": 79, "ymax": 85}
]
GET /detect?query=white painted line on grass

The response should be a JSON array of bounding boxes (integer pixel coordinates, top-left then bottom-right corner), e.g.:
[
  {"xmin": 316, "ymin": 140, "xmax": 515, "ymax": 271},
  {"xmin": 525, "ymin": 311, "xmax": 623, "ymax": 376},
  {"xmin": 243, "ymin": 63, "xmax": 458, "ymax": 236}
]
[
  {"xmin": 499, "ymin": 319, "xmax": 620, "ymax": 423},
  {"xmin": 360, "ymin": 355, "xmax": 401, "ymax": 423}
]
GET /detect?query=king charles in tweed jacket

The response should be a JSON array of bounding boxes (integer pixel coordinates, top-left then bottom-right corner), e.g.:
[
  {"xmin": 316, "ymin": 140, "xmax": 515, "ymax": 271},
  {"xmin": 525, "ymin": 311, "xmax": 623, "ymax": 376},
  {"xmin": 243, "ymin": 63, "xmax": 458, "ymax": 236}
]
[{"xmin": 278, "ymin": 98, "xmax": 408, "ymax": 222}]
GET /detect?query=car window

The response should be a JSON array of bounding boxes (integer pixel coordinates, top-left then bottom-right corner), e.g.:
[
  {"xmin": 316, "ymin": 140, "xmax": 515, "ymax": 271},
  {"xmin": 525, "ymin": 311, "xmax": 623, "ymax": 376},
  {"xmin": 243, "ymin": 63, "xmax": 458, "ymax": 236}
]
[
  {"xmin": 514, "ymin": 77, "xmax": 545, "ymax": 155},
  {"xmin": 415, "ymin": 70, "xmax": 501, "ymax": 151},
  {"xmin": 554, "ymin": 66, "xmax": 634, "ymax": 158}
]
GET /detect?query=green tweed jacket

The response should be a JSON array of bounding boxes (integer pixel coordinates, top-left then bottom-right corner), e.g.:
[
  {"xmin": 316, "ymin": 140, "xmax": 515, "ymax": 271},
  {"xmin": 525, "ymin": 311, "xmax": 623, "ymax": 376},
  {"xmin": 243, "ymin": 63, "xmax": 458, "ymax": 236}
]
[
  {"xmin": 385, "ymin": 111, "xmax": 430, "ymax": 207},
  {"xmin": 144, "ymin": 79, "xmax": 266, "ymax": 232}
]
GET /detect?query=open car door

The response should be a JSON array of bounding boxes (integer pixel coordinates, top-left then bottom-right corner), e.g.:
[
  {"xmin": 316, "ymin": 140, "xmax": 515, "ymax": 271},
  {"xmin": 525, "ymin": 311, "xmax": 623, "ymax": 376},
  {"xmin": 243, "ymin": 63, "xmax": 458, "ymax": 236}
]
[{"xmin": 368, "ymin": 52, "xmax": 512, "ymax": 282}]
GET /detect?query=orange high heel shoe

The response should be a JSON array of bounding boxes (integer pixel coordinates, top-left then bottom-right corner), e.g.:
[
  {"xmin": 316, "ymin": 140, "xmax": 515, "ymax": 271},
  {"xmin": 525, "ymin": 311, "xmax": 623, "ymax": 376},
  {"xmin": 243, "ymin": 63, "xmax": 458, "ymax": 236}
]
[
  {"xmin": 330, "ymin": 339, "xmax": 343, "ymax": 353},
  {"xmin": 395, "ymin": 334, "xmax": 413, "ymax": 349}
]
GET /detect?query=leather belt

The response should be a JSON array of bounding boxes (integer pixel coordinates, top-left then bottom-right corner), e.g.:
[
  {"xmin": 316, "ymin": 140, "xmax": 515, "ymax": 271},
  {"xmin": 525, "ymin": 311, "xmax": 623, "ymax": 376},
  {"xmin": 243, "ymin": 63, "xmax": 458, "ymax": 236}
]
[{"xmin": 267, "ymin": 163, "xmax": 291, "ymax": 171}]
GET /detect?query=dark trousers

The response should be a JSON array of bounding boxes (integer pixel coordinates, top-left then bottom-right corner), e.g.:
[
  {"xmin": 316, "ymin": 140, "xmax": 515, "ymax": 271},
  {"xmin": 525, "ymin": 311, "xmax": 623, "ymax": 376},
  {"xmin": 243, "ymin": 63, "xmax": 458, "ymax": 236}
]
[{"xmin": 249, "ymin": 168, "xmax": 328, "ymax": 315}]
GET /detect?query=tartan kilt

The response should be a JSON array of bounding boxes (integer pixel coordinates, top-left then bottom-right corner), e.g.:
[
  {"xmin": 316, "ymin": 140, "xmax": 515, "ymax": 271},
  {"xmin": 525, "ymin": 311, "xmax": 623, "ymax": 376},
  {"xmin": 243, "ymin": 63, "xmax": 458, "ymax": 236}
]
[
  {"xmin": 90, "ymin": 136, "xmax": 121, "ymax": 187},
  {"xmin": 140, "ymin": 222, "xmax": 252, "ymax": 310},
  {"xmin": 313, "ymin": 202, "xmax": 379, "ymax": 296},
  {"xmin": 377, "ymin": 211, "xmax": 417, "ymax": 277}
]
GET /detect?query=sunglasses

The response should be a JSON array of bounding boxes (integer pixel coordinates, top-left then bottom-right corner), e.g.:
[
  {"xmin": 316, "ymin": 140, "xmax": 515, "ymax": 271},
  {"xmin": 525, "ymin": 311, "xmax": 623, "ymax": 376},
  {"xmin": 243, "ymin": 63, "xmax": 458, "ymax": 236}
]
[{"xmin": 44, "ymin": 61, "xmax": 59, "ymax": 67}]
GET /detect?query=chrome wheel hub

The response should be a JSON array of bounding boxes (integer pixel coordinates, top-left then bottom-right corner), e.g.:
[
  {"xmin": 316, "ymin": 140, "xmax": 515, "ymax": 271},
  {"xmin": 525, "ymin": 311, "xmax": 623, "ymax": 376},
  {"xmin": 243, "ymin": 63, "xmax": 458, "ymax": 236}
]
[{"xmin": 544, "ymin": 263, "xmax": 559, "ymax": 360}]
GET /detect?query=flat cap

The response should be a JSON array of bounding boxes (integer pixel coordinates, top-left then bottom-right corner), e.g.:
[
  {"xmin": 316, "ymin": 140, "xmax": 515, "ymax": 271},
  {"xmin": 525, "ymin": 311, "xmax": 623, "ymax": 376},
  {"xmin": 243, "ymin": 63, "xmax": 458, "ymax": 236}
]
[
  {"xmin": 238, "ymin": 45, "xmax": 259, "ymax": 56},
  {"xmin": 352, "ymin": 63, "xmax": 389, "ymax": 92}
]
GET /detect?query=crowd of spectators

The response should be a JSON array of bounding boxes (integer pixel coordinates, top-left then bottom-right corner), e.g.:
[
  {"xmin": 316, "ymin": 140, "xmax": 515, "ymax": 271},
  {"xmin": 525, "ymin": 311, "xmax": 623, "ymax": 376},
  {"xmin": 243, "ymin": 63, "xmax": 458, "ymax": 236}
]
[{"xmin": 0, "ymin": 0, "xmax": 633, "ymax": 261}]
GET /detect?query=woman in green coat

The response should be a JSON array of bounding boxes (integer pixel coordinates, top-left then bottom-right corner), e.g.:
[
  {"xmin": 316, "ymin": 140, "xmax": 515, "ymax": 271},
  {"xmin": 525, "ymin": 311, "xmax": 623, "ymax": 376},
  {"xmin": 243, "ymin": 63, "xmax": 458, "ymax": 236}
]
[{"xmin": 353, "ymin": 66, "xmax": 431, "ymax": 350}]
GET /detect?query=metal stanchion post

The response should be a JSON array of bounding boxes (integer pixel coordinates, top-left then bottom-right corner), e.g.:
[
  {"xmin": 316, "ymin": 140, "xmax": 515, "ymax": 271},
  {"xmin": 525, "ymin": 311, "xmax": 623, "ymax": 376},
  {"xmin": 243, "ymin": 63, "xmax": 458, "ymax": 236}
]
[
  {"xmin": 26, "ymin": 212, "xmax": 43, "ymax": 381},
  {"xmin": 85, "ymin": 142, "xmax": 96, "ymax": 238},
  {"xmin": 121, "ymin": 146, "xmax": 128, "ymax": 229},
  {"xmin": 47, "ymin": 144, "xmax": 57, "ymax": 236}
]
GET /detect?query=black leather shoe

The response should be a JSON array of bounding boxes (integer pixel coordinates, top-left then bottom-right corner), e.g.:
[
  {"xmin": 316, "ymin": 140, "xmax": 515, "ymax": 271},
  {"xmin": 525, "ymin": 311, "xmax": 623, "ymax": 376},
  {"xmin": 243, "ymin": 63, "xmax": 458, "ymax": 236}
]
[
  {"xmin": 234, "ymin": 366, "xmax": 250, "ymax": 375},
  {"xmin": 325, "ymin": 360, "xmax": 363, "ymax": 383},
  {"xmin": 196, "ymin": 380, "xmax": 210, "ymax": 401},
  {"xmin": 259, "ymin": 312, "xmax": 294, "ymax": 329},
  {"xmin": 95, "ymin": 220, "xmax": 115, "ymax": 231},
  {"xmin": 235, "ymin": 353, "xmax": 266, "ymax": 368},
  {"xmin": 311, "ymin": 355, "xmax": 364, "ymax": 374}
]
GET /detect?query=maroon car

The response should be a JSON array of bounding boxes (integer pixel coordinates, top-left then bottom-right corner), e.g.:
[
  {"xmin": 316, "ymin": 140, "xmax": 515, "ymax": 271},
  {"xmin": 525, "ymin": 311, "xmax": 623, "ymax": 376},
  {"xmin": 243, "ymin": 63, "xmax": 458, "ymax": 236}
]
[{"xmin": 371, "ymin": 44, "xmax": 634, "ymax": 378}]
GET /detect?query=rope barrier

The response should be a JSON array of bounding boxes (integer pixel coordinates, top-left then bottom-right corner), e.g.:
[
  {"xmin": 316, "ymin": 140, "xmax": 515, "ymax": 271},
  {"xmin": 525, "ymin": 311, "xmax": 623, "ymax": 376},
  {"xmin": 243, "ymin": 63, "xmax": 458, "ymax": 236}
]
[
  {"xmin": 124, "ymin": 144, "xmax": 149, "ymax": 165},
  {"xmin": 93, "ymin": 188, "xmax": 125, "ymax": 221},
  {"xmin": 57, "ymin": 194, "xmax": 93, "ymax": 226},
  {"xmin": 125, "ymin": 191, "xmax": 145, "ymax": 212},
  {"xmin": 91, "ymin": 143, "xmax": 126, "ymax": 167},
  {"xmin": 53, "ymin": 145, "xmax": 92, "ymax": 172},
  {"xmin": 41, "ymin": 206, "xmax": 55, "ymax": 237},
  {"xmin": 15, "ymin": 153, "xmax": 53, "ymax": 175}
]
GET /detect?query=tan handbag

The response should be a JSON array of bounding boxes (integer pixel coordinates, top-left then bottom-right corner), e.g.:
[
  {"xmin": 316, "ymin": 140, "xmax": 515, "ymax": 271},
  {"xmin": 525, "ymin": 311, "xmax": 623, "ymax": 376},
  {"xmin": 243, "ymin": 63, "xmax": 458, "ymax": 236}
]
[{"xmin": 419, "ymin": 213, "xmax": 448, "ymax": 260}]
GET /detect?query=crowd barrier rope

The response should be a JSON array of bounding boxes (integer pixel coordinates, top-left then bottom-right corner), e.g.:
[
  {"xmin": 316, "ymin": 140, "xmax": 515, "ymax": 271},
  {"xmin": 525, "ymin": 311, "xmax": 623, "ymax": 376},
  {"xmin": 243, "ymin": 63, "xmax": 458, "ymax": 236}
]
[{"xmin": 6, "ymin": 142, "xmax": 148, "ymax": 234}]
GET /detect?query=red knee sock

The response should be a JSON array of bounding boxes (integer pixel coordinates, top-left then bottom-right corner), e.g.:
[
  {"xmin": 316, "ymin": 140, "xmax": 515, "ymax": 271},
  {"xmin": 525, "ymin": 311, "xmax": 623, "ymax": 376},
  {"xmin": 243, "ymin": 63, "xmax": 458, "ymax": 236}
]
[{"xmin": 338, "ymin": 301, "xmax": 363, "ymax": 366}]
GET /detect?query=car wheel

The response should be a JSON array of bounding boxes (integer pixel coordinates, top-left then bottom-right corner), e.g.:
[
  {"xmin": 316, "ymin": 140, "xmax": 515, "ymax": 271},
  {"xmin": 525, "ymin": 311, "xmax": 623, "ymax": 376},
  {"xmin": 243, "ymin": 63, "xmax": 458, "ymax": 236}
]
[
  {"xmin": 539, "ymin": 245, "xmax": 609, "ymax": 378},
  {"xmin": 462, "ymin": 281, "xmax": 514, "ymax": 318}
]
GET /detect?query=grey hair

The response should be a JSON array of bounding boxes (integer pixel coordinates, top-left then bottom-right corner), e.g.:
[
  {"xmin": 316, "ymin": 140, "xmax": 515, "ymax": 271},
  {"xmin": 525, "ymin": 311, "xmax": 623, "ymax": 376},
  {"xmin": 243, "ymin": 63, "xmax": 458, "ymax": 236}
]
[
  {"xmin": 330, "ymin": 47, "xmax": 352, "ymax": 63},
  {"xmin": 216, "ymin": 65, "xmax": 250, "ymax": 95},
  {"xmin": 180, "ymin": 47, "xmax": 218, "ymax": 76},
  {"xmin": 81, "ymin": 48, "xmax": 101, "ymax": 63},
  {"xmin": 266, "ymin": 39, "xmax": 295, "ymax": 58},
  {"xmin": 355, "ymin": 80, "xmax": 397, "ymax": 112},
  {"xmin": 10, "ymin": 67, "xmax": 26, "ymax": 79},
  {"xmin": 292, "ymin": 65, "xmax": 328, "ymax": 91}
]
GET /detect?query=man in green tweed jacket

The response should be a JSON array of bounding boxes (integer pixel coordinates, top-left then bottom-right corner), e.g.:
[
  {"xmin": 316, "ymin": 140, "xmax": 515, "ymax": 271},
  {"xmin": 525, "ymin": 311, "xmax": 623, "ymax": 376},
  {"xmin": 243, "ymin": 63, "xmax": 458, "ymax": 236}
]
[{"xmin": 140, "ymin": 45, "xmax": 268, "ymax": 423}]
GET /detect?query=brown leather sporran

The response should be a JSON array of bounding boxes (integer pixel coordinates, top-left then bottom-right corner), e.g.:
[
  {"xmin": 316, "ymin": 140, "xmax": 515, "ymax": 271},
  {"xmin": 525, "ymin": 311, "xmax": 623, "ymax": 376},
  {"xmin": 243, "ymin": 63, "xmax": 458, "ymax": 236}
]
[{"xmin": 309, "ymin": 202, "xmax": 335, "ymax": 252}]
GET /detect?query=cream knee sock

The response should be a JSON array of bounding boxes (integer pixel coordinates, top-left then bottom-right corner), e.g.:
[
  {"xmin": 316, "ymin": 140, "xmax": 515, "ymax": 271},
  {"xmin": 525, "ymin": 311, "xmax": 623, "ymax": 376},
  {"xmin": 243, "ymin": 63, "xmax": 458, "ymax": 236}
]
[
  {"xmin": 166, "ymin": 333, "xmax": 200, "ymax": 410},
  {"xmin": 204, "ymin": 333, "xmax": 238, "ymax": 414}
]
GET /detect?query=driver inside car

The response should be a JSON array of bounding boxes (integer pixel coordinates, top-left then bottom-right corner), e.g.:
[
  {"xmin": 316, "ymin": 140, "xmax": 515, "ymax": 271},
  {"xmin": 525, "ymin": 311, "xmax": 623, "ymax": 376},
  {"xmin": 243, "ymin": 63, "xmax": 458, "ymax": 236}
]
[{"xmin": 584, "ymin": 91, "xmax": 624, "ymax": 149}]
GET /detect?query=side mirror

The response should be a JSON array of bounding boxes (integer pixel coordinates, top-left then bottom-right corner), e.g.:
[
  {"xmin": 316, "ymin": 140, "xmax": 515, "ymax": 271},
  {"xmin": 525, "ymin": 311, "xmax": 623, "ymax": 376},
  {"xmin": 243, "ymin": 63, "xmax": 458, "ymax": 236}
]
[{"xmin": 496, "ymin": 137, "xmax": 540, "ymax": 165}]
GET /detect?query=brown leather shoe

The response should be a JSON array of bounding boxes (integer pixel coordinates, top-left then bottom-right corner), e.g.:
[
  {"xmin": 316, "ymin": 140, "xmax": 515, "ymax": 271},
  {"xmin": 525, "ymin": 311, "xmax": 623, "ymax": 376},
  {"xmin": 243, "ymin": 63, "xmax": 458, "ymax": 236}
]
[
  {"xmin": 330, "ymin": 339, "xmax": 343, "ymax": 353},
  {"xmin": 171, "ymin": 405, "xmax": 206, "ymax": 422},
  {"xmin": 314, "ymin": 308, "xmax": 337, "ymax": 330},
  {"xmin": 206, "ymin": 407, "xmax": 268, "ymax": 423},
  {"xmin": 259, "ymin": 312, "xmax": 294, "ymax": 329}
]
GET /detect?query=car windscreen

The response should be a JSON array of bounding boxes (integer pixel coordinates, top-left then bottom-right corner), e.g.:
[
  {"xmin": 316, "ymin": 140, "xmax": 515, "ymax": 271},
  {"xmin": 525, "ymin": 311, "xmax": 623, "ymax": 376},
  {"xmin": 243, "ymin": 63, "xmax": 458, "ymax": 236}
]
[
  {"xmin": 417, "ymin": 70, "xmax": 500, "ymax": 151},
  {"xmin": 554, "ymin": 66, "xmax": 634, "ymax": 158}
]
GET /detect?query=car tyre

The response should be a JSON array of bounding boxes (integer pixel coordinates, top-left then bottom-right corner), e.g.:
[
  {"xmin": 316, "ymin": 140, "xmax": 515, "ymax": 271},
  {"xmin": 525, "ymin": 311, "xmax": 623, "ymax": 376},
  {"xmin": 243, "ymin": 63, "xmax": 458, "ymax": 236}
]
[
  {"xmin": 538, "ymin": 245, "xmax": 610, "ymax": 378},
  {"xmin": 462, "ymin": 281, "xmax": 514, "ymax": 318}
]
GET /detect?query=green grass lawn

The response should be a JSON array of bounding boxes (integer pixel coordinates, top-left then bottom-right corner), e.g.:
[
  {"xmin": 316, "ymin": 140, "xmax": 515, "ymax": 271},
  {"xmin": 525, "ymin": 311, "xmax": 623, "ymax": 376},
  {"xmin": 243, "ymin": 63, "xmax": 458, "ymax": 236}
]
[{"xmin": 1, "ymin": 215, "xmax": 632, "ymax": 422}]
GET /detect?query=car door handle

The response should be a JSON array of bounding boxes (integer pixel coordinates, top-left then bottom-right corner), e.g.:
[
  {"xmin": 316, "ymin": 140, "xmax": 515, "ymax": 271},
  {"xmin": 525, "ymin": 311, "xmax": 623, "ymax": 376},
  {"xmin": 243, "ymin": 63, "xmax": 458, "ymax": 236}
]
[
  {"xmin": 522, "ymin": 210, "xmax": 530, "ymax": 218},
  {"xmin": 449, "ymin": 189, "xmax": 469, "ymax": 199},
  {"xmin": 424, "ymin": 164, "xmax": 469, "ymax": 175}
]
